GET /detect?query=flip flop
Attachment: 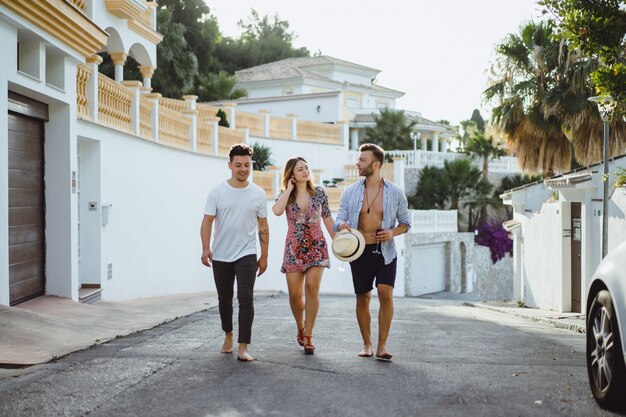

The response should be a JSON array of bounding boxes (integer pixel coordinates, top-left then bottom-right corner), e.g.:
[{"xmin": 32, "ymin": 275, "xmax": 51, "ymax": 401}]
[
  {"xmin": 375, "ymin": 353, "xmax": 393, "ymax": 361},
  {"xmin": 237, "ymin": 355, "xmax": 254, "ymax": 362},
  {"xmin": 358, "ymin": 352, "xmax": 373, "ymax": 357}
]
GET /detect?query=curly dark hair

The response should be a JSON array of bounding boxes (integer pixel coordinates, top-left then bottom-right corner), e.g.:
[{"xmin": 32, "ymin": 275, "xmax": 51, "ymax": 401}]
[{"xmin": 229, "ymin": 143, "xmax": 253, "ymax": 161}]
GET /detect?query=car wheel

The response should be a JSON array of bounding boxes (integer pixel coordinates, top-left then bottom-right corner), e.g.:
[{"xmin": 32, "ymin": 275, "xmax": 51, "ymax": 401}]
[{"xmin": 586, "ymin": 289, "xmax": 626, "ymax": 410}]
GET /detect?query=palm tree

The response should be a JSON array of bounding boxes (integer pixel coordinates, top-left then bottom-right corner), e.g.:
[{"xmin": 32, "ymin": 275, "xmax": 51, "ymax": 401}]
[
  {"xmin": 464, "ymin": 129, "xmax": 507, "ymax": 178},
  {"xmin": 252, "ymin": 143, "xmax": 273, "ymax": 171},
  {"xmin": 443, "ymin": 159, "xmax": 482, "ymax": 211},
  {"xmin": 485, "ymin": 20, "xmax": 626, "ymax": 174},
  {"xmin": 485, "ymin": 21, "xmax": 571, "ymax": 175},
  {"xmin": 464, "ymin": 177, "xmax": 496, "ymax": 231},
  {"xmin": 364, "ymin": 108, "xmax": 417, "ymax": 150},
  {"xmin": 194, "ymin": 71, "xmax": 247, "ymax": 102},
  {"xmin": 409, "ymin": 166, "xmax": 447, "ymax": 210}
]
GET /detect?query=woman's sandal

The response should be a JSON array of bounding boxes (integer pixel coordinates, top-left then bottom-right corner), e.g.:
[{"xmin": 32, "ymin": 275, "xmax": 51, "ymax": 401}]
[
  {"xmin": 303, "ymin": 336, "xmax": 315, "ymax": 354},
  {"xmin": 297, "ymin": 323, "xmax": 305, "ymax": 346}
]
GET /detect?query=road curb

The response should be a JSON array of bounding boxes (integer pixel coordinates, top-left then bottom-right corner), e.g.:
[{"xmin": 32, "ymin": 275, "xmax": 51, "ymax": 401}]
[{"xmin": 463, "ymin": 301, "xmax": 586, "ymax": 334}]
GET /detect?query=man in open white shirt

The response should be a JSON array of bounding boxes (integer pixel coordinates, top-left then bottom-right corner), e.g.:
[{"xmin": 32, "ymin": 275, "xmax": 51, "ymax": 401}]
[{"xmin": 201, "ymin": 143, "xmax": 269, "ymax": 362}]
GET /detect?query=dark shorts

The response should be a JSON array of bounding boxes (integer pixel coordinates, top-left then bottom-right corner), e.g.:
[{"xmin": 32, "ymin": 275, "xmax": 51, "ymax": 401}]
[{"xmin": 349, "ymin": 244, "xmax": 397, "ymax": 294}]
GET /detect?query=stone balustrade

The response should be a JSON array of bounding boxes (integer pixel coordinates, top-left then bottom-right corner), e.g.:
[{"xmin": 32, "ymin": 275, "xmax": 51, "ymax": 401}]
[{"xmin": 76, "ymin": 70, "xmax": 344, "ymax": 159}]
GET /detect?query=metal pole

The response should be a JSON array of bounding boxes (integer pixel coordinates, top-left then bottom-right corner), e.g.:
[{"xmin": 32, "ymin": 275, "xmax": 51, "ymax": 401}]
[{"xmin": 602, "ymin": 120, "xmax": 610, "ymax": 258}]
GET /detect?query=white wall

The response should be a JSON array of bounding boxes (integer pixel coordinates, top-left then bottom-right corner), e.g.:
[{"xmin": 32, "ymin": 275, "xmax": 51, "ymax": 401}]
[
  {"xmin": 517, "ymin": 202, "xmax": 566, "ymax": 311},
  {"xmin": 234, "ymin": 94, "xmax": 341, "ymax": 123},
  {"xmin": 0, "ymin": 21, "xmax": 11, "ymax": 306},
  {"xmin": 77, "ymin": 120, "xmax": 225, "ymax": 301}
]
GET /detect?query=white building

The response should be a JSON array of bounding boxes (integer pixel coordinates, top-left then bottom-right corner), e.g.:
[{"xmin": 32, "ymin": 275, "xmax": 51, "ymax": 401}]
[
  {"xmin": 231, "ymin": 56, "xmax": 456, "ymax": 152},
  {"xmin": 501, "ymin": 156, "xmax": 626, "ymax": 313}
]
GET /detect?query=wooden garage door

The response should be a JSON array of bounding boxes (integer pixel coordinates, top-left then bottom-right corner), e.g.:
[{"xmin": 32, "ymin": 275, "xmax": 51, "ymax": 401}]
[{"xmin": 8, "ymin": 112, "xmax": 45, "ymax": 305}]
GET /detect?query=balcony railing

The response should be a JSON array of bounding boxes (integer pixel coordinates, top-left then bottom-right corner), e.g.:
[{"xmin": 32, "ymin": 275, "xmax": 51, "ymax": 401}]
[
  {"xmin": 409, "ymin": 210, "xmax": 458, "ymax": 233},
  {"xmin": 75, "ymin": 70, "xmax": 346, "ymax": 160},
  {"xmin": 68, "ymin": 0, "xmax": 86, "ymax": 12},
  {"xmin": 383, "ymin": 150, "xmax": 520, "ymax": 174},
  {"xmin": 98, "ymin": 74, "xmax": 132, "ymax": 133}
]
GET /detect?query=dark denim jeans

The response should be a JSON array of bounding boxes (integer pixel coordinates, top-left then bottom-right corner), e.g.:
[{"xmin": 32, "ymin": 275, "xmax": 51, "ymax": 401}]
[{"xmin": 212, "ymin": 254, "xmax": 257, "ymax": 344}]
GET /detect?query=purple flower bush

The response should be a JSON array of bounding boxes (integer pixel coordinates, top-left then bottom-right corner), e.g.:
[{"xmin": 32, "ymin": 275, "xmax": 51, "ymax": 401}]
[{"xmin": 476, "ymin": 220, "xmax": 513, "ymax": 264}]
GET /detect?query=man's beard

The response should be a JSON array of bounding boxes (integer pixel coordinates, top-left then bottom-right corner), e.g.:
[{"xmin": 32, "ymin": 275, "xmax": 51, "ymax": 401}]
[{"xmin": 359, "ymin": 162, "xmax": 374, "ymax": 177}]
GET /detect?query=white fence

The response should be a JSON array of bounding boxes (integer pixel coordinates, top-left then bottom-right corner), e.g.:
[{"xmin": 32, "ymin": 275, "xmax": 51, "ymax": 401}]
[
  {"xmin": 347, "ymin": 149, "xmax": 519, "ymax": 174},
  {"xmin": 409, "ymin": 210, "xmax": 458, "ymax": 233}
]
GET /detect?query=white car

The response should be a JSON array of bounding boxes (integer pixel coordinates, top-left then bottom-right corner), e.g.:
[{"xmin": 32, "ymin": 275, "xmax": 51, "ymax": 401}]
[{"xmin": 586, "ymin": 240, "xmax": 626, "ymax": 410}]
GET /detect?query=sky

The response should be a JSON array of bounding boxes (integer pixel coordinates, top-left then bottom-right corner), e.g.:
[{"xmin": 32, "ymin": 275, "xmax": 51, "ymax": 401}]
[{"xmin": 206, "ymin": 0, "xmax": 543, "ymax": 125}]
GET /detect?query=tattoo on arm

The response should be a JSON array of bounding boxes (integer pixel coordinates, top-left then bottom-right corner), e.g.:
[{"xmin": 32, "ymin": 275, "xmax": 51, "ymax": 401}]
[{"xmin": 258, "ymin": 229, "xmax": 269, "ymax": 244}]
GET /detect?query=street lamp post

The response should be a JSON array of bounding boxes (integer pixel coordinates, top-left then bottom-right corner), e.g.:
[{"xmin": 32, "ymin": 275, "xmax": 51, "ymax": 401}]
[{"xmin": 588, "ymin": 95, "xmax": 616, "ymax": 258}]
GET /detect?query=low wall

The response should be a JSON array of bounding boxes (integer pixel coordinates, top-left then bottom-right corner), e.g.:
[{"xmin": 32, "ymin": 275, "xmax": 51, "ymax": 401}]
[{"xmin": 473, "ymin": 246, "xmax": 514, "ymax": 301}]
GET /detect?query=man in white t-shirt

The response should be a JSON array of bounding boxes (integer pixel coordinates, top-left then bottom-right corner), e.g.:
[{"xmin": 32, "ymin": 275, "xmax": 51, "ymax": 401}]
[{"xmin": 201, "ymin": 143, "xmax": 269, "ymax": 362}]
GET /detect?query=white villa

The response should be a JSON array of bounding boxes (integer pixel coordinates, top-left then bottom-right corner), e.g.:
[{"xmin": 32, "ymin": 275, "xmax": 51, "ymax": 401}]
[{"xmin": 0, "ymin": 0, "xmax": 517, "ymax": 309}]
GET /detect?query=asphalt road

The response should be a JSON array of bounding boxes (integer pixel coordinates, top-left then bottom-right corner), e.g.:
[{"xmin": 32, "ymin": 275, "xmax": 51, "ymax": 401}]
[{"xmin": 0, "ymin": 294, "xmax": 621, "ymax": 417}]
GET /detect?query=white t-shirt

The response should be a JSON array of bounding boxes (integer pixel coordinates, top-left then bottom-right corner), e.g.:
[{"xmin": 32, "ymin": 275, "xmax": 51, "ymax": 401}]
[{"xmin": 204, "ymin": 180, "xmax": 267, "ymax": 262}]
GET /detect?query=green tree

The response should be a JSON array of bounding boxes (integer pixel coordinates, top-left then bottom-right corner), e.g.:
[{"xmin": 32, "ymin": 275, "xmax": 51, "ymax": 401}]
[
  {"xmin": 252, "ymin": 143, "xmax": 273, "ymax": 171},
  {"xmin": 216, "ymin": 109, "xmax": 229, "ymax": 127},
  {"xmin": 539, "ymin": 0, "xmax": 626, "ymax": 106},
  {"xmin": 457, "ymin": 119, "xmax": 477, "ymax": 152},
  {"xmin": 152, "ymin": 7, "xmax": 198, "ymax": 98},
  {"xmin": 470, "ymin": 109, "xmax": 485, "ymax": 133},
  {"xmin": 195, "ymin": 71, "xmax": 247, "ymax": 102},
  {"xmin": 463, "ymin": 177, "xmax": 496, "ymax": 231},
  {"xmin": 364, "ymin": 108, "xmax": 418, "ymax": 150},
  {"xmin": 216, "ymin": 10, "xmax": 310, "ymax": 74},
  {"xmin": 443, "ymin": 159, "xmax": 482, "ymax": 211},
  {"xmin": 409, "ymin": 166, "xmax": 448, "ymax": 209},
  {"xmin": 464, "ymin": 129, "xmax": 507, "ymax": 178},
  {"xmin": 485, "ymin": 21, "xmax": 577, "ymax": 175}
]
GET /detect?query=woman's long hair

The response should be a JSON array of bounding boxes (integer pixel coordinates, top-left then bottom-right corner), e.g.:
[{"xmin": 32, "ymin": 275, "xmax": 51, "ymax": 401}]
[{"xmin": 282, "ymin": 156, "xmax": 316, "ymax": 204}]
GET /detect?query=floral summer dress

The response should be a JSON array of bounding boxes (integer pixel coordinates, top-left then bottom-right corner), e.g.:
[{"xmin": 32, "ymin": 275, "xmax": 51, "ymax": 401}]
[{"xmin": 280, "ymin": 186, "xmax": 331, "ymax": 273}]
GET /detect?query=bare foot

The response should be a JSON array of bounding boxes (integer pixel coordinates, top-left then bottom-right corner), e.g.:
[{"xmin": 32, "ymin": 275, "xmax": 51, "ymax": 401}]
[
  {"xmin": 375, "ymin": 348, "xmax": 393, "ymax": 361},
  {"xmin": 237, "ymin": 344, "xmax": 254, "ymax": 362},
  {"xmin": 358, "ymin": 345, "xmax": 374, "ymax": 357},
  {"xmin": 221, "ymin": 332, "xmax": 233, "ymax": 354}
]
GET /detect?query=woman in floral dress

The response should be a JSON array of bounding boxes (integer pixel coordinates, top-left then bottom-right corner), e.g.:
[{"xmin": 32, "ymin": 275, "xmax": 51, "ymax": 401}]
[{"xmin": 272, "ymin": 157, "xmax": 335, "ymax": 354}]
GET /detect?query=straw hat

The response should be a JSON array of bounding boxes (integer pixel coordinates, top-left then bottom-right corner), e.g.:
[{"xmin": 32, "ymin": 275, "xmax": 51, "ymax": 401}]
[{"xmin": 332, "ymin": 229, "xmax": 366, "ymax": 262}]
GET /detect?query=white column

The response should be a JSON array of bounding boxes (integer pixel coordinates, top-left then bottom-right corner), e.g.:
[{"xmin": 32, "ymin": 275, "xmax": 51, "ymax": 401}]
[
  {"xmin": 392, "ymin": 157, "xmax": 405, "ymax": 192},
  {"xmin": 350, "ymin": 128, "xmax": 360, "ymax": 150},
  {"xmin": 121, "ymin": 80, "xmax": 142, "ymax": 136},
  {"xmin": 145, "ymin": 93, "xmax": 161, "ymax": 142},
  {"xmin": 183, "ymin": 95, "xmax": 198, "ymax": 151},
  {"xmin": 337, "ymin": 120, "xmax": 350, "ymax": 147},
  {"xmin": 259, "ymin": 109, "xmax": 271, "ymax": 137},
  {"xmin": 268, "ymin": 165, "xmax": 282, "ymax": 198},
  {"xmin": 441, "ymin": 137, "xmax": 449, "ymax": 153},
  {"xmin": 86, "ymin": 54, "xmax": 102, "ymax": 123},
  {"xmin": 209, "ymin": 117, "xmax": 219, "ymax": 155},
  {"xmin": 109, "ymin": 52, "xmax": 127, "ymax": 83},
  {"xmin": 287, "ymin": 113, "xmax": 298, "ymax": 140},
  {"xmin": 184, "ymin": 110, "xmax": 198, "ymax": 151},
  {"xmin": 0, "ymin": 51, "xmax": 8, "ymax": 305},
  {"xmin": 432, "ymin": 132, "xmax": 440, "ymax": 152},
  {"xmin": 421, "ymin": 134, "xmax": 428, "ymax": 151},
  {"xmin": 138, "ymin": 65, "xmax": 155, "ymax": 89}
]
